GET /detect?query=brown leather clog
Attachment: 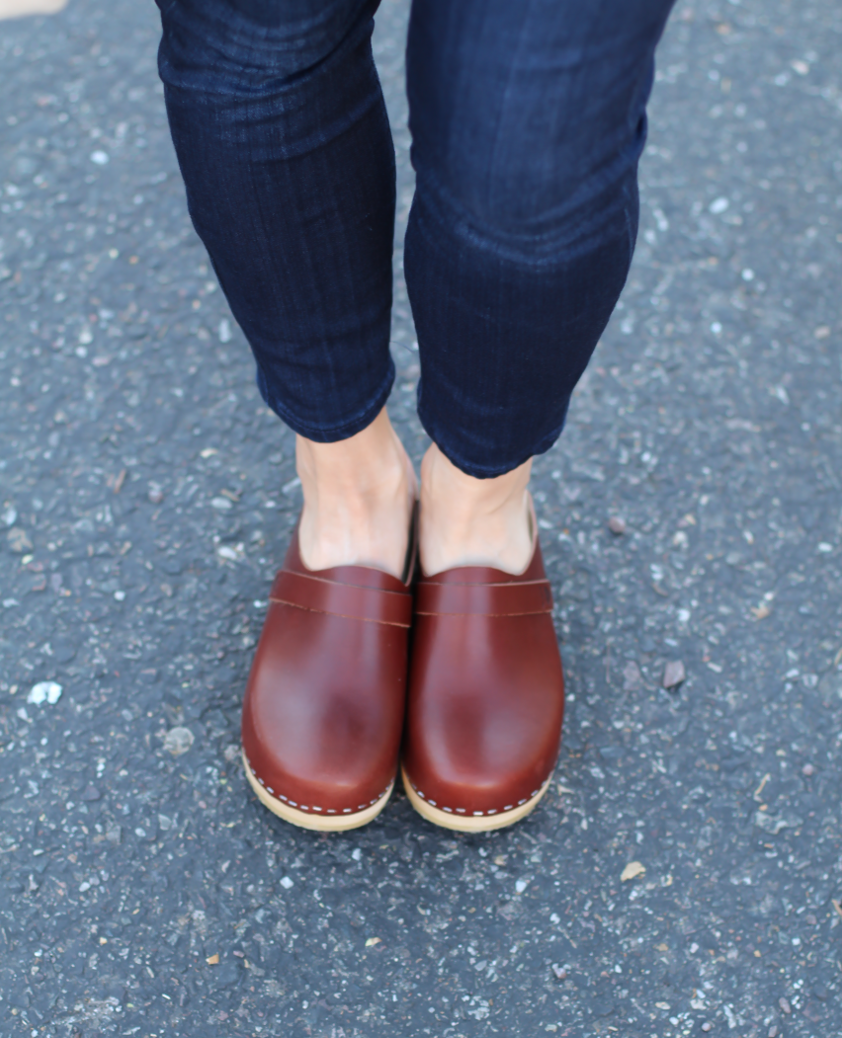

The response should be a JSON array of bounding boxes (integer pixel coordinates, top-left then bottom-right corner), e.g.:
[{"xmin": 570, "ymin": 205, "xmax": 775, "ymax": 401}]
[
  {"xmin": 402, "ymin": 531, "xmax": 564, "ymax": 832},
  {"xmin": 241, "ymin": 521, "xmax": 415, "ymax": 831}
]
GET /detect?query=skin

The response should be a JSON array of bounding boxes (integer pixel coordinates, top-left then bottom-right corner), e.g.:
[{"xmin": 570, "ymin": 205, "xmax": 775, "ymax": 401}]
[
  {"xmin": 296, "ymin": 406, "xmax": 533, "ymax": 580},
  {"xmin": 0, "ymin": 0, "xmax": 67, "ymax": 18}
]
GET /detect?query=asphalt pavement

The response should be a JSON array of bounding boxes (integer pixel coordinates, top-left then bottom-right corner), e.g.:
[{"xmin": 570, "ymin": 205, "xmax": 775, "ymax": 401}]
[{"xmin": 1, "ymin": 0, "xmax": 842, "ymax": 1035}]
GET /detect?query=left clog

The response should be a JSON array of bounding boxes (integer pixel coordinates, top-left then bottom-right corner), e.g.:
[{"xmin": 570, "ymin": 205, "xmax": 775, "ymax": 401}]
[{"xmin": 402, "ymin": 532, "xmax": 564, "ymax": 831}]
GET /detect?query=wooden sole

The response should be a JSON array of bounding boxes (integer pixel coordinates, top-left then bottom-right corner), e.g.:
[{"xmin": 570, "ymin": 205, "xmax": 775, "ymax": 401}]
[
  {"xmin": 401, "ymin": 766, "xmax": 552, "ymax": 832},
  {"xmin": 243, "ymin": 750, "xmax": 393, "ymax": 832}
]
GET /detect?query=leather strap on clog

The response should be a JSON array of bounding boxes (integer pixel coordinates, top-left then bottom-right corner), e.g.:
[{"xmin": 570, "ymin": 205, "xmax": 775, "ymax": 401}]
[
  {"xmin": 270, "ymin": 568, "xmax": 413, "ymax": 628},
  {"xmin": 414, "ymin": 576, "xmax": 552, "ymax": 617}
]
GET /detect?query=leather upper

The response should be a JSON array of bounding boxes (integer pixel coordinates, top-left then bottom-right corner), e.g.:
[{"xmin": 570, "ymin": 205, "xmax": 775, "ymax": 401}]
[
  {"xmin": 241, "ymin": 527, "xmax": 413, "ymax": 818},
  {"xmin": 403, "ymin": 538, "xmax": 564, "ymax": 817}
]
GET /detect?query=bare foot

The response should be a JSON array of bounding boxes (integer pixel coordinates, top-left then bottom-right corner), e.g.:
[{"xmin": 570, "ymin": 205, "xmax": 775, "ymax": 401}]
[
  {"xmin": 296, "ymin": 407, "xmax": 416, "ymax": 580},
  {"xmin": 419, "ymin": 444, "xmax": 533, "ymax": 576}
]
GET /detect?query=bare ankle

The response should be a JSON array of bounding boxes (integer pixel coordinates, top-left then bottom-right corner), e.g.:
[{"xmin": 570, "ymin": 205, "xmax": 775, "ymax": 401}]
[
  {"xmin": 419, "ymin": 445, "xmax": 533, "ymax": 576},
  {"xmin": 295, "ymin": 408, "xmax": 417, "ymax": 578}
]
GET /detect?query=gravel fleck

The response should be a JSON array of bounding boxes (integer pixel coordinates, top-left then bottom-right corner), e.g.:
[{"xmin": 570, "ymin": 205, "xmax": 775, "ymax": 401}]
[
  {"xmin": 662, "ymin": 659, "xmax": 686, "ymax": 689},
  {"xmin": 26, "ymin": 681, "xmax": 62, "ymax": 705},
  {"xmin": 163, "ymin": 726, "xmax": 194, "ymax": 755},
  {"xmin": 622, "ymin": 660, "xmax": 642, "ymax": 691},
  {"xmin": 620, "ymin": 861, "xmax": 645, "ymax": 882},
  {"xmin": 7, "ymin": 527, "xmax": 32, "ymax": 553},
  {"xmin": 754, "ymin": 812, "xmax": 802, "ymax": 835}
]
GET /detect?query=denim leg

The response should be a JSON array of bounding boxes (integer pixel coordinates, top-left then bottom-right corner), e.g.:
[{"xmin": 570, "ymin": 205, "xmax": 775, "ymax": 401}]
[
  {"xmin": 405, "ymin": 0, "xmax": 677, "ymax": 477},
  {"xmin": 156, "ymin": 0, "xmax": 396, "ymax": 442}
]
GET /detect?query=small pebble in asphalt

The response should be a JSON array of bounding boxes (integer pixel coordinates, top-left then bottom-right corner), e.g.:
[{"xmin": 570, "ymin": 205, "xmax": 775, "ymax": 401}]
[
  {"xmin": 701, "ymin": 1024, "xmax": 712, "ymax": 1033},
  {"xmin": 778, "ymin": 996, "xmax": 792, "ymax": 1015},
  {"xmin": 802, "ymin": 763, "xmax": 815, "ymax": 776},
  {"xmin": 148, "ymin": 484, "xmax": 164, "ymax": 504},
  {"xmin": 768, "ymin": 1027, "xmax": 778, "ymax": 1038},
  {"xmin": 608, "ymin": 515, "xmax": 626, "ymax": 535},
  {"xmin": 551, "ymin": 964, "xmax": 567, "ymax": 980},
  {"xmin": 662, "ymin": 659, "xmax": 686, "ymax": 689},
  {"xmin": 622, "ymin": 660, "xmax": 642, "ymax": 691},
  {"xmin": 163, "ymin": 726, "xmax": 194, "ymax": 755},
  {"xmin": 27, "ymin": 681, "xmax": 63, "ymax": 705},
  {"xmin": 7, "ymin": 527, "xmax": 33, "ymax": 553}
]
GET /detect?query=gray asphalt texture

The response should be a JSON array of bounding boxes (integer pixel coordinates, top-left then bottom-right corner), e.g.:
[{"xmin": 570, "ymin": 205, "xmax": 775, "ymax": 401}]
[{"xmin": 1, "ymin": 0, "xmax": 841, "ymax": 1036}]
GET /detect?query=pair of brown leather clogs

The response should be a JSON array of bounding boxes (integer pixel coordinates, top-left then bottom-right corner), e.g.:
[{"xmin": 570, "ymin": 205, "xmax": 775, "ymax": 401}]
[{"xmin": 241, "ymin": 511, "xmax": 564, "ymax": 832}]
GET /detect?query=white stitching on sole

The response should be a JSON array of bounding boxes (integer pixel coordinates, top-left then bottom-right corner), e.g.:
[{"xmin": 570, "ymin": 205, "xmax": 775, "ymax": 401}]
[
  {"xmin": 407, "ymin": 777, "xmax": 549, "ymax": 817},
  {"xmin": 246, "ymin": 760, "xmax": 391, "ymax": 818}
]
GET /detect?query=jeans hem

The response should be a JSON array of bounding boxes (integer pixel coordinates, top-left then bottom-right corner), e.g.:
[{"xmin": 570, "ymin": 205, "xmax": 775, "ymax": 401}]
[
  {"xmin": 418, "ymin": 405, "xmax": 563, "ymax": 480},
  {"xmin": 257, "ymin": 362, "xmax": 395, "ymax": 444}
]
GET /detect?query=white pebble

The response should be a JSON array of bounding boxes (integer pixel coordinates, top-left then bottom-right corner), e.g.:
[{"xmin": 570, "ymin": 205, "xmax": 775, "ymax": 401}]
[
  {"xmin": 163, "ymin": 726, "xmax": 194, "ymax": 756},
  {"xmin": 27, "ymin": 681, "xmax": 62, "ymax": 705},
  {"xmin": 90, "ymin": 150, "xmax": 110, "ymax": 165}
]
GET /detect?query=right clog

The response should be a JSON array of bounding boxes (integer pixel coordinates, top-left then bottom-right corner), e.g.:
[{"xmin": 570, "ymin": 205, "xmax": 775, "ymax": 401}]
[{"xmin": 241, "ymin": 523, "xmax": 414, "ymax": 831}]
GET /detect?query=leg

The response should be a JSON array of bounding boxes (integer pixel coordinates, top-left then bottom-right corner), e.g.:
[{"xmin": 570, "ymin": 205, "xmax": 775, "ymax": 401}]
[
  {"xmin": 157, "ymin": 0, "xmax": 413, "ymax": 576},
  {"xmin": 405, "ymin": 0, "xmax": 676, "ymax": 572},
  {"xmin": 160, "ymin": 1, "xmax": 421, "ymax": 831},
  {"xmin": 401, "ymin": 0, "xmax": 678, "ymax": 832},
  {"xmin": 296, "ymin": 406, "xmax": 416, "ymax": 576}
]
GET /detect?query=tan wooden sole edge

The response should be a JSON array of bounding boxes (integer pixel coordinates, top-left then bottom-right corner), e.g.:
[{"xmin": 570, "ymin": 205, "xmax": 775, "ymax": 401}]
[
  {"xmin": 401, "ymin": 766, "xmax": 552, "ymax": 832},
  {"xmin": 243, "ymin": 750, "xmax": 393, "ymax": 832}
]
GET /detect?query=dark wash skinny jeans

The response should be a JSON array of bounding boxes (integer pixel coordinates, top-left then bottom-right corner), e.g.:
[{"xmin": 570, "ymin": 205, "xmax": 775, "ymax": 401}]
[{"xmin": 157, "ymin": 0, "xmax": 676, "ymax": 478}]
